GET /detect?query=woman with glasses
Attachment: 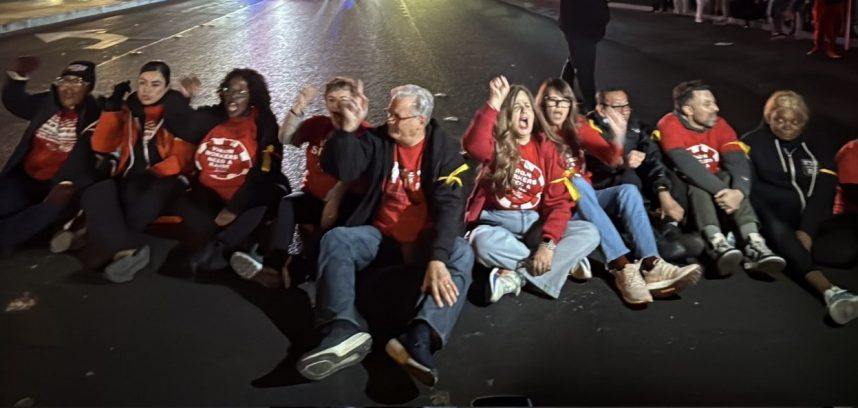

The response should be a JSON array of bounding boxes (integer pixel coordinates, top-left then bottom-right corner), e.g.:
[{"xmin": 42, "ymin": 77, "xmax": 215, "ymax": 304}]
[
  {"xmin": 0, "ymin": 57, "xmax": 102, "ymax": 253},
  {"xmin": 742, "ymin": 90, "xmax": 857, "ymax": 325},
  {"xmin": 70, "ymin": 60, "xmax": 202, "ymax": 282},
  {"xmin": 229, "ymin": 77, "xmax": 370, "ymax": 287},
  {"xmin": 464, "ymin": 75, "xmax": 600, "ymax": 303},
  {"xmin": 535, "ymin": 78, "xmax": 702, "ymax": 305}
]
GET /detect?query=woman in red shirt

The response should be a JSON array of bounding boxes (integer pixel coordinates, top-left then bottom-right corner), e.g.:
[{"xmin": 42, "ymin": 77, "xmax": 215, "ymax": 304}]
[{"xmin": 464, "ymin": 76, "xmax": 599, "ymax": 303}]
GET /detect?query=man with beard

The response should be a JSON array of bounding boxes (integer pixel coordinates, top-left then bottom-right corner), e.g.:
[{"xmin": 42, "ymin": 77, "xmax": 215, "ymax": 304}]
[{"xmin": 656, "ymin": 80, "xmax": 785, "ymax": 277}]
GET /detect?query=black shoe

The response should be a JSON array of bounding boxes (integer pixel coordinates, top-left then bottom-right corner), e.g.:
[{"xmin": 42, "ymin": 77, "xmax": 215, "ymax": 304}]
[
  {"xmin": 656, "ymin": 238, "xmax": 687, "ymax": 263},
  {"xmin": 103, "ymin": 245, "xmax": 150, "ymax": 283},
  {"xmin": 189, "ymin": 241, "xmax": 227, "ymax": 273},
  {"xmin": 297, "ymin": 320, "xmax": 372, "ymax": 381},
  {"xmin": 385, "ymin": 322, "xmax": 439, "ymax": 387}
]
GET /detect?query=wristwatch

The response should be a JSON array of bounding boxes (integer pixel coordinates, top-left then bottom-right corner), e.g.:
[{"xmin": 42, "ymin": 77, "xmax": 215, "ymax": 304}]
[{"xmin": 540, "ymin": 238, "xmax": 557, "ymax": 251}]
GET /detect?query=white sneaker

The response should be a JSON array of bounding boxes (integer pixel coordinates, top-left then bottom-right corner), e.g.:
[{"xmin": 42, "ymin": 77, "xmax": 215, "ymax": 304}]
[
  {"xmin": 489, "ymin": 268, "xmax": 523, "ymax": 303},
  {"xmin": 825, "ymin": 286, "xmax": 858, "ymax": 325},
  {"xmin": 569, "ymin": 257, "xmax": 592, "ymax": 280},
  {"xmin": 230, "ymin": 251, "xmax": 263, "ymax": 280},
  {"xmin": 611, "ymin": 262, "xmax": 653, "ymax": 305},
  {"xmin": 643, "ymin": 259, "xmax": 703, "ymax": 297}
]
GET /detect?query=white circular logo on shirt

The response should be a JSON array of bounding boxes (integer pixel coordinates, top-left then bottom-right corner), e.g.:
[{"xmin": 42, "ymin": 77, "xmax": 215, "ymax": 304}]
[
  {"xmin": 496, "ymin": 158, "xmax": 545, "ymax": 210},
  {"xmin": 195, "ymin": 137, "xmax": 253, "ymax": 180}
]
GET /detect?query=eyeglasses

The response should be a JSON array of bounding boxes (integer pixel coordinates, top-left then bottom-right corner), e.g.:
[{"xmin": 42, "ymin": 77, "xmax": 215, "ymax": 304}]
[
  {"xmin": 53, "ymin": 77, "xmax": 88, "ymax": 88},
  {"xmin": 601, "ymin": 103, "xmax": 631, "ymax": 111},
  {"xmin": 220, "ymin": 87, "xmax": 249, "ymax": 98},
  {"xmin": 386, "ymin": 111, "xmax": 419, "ymax": 123},
  {"xmin": 543, "ymin": 97, "xmax": 572, "ymax": 108}
]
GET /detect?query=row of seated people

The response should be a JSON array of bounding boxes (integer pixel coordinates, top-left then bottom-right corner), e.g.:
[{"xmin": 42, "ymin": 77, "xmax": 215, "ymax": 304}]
[{"xmin": 1, "ymin": 58, "xmax": 857, "ymax": 387}]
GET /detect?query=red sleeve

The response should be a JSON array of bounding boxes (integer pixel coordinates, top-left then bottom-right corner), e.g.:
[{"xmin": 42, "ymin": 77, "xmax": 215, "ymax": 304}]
[
  {"xmin": 577, "ymin": 117, "xmax": 623, "ymax": 166},
  {"xmin": 539, "ymin": 142, "xmax": 573, "ymax": 242},
  {"xmin": 462, "ymin": 103, "xmax": 498, "ymax": 164},
  {"xmin": 149, "ymin": 136, "xmax": 196, "ymax": 177},
  {"xmin": 715, "ymin": 119, "xmax": 743, "ymax": 154},
  {"xmin": 833, "ymin": 187, "xmax": 845, "ymax": 215},
  {"xmin": 91, "ymin": 110, "xmax": 126, "ymax": 154}
]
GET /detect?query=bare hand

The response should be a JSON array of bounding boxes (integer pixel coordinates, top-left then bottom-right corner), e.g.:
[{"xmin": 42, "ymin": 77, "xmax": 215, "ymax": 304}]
[
  {"xmin": 176, "ymin": 75, "xmax": 201, "ymax": 98},
  {"xmin": 421, "ymin": 260, "xmax": 459, "ymax": 308},
  {"xmin": 487, "ymin": 75, "xmax": 511, "ymax": 111},
  {"xmin": 531, "ymin": 245, "xmax": 554, "ymax": 276},
  {"xmin": 292, "ymin": 85, "xmax": 318, "ymax": 115},
  {"xmin": 658, "ymin": 191, "xmax": 685, "ymax": 222},
  {"xmin": 715, "ymin": 189, "xmax": 744, "ymax": 214},
  {"xmin": 338, "ymin": 79, "xmax": 367, "ymax": 133},
  {"xmin": 214, "ymin": 208, "xmax": 237, "ymax": 227},
  {"xmin": 13, "ymin": 56, "xmax": 40, "ymax": 77},
  {"xmin": 603, "ymin": 106, "xmax": 628, "ymax": 144},
  {"xmin": 627, "ymin": 150, "xmax": 646, "ymax": 169},
  {"xmin": 796, "ymin": 230, "xmax": 813, "ymax": 251}
]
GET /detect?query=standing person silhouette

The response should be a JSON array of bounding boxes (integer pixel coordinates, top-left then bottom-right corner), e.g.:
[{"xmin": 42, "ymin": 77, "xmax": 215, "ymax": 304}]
[{"xmin": 559, "ymin": 0, "xmax": 610, "ymax": 112}]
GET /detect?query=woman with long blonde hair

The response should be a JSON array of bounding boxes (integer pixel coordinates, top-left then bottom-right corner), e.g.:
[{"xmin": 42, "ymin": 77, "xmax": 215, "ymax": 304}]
[{"xmin": 463, "ymin": 75, "xmax": 599, "ymax": 303}]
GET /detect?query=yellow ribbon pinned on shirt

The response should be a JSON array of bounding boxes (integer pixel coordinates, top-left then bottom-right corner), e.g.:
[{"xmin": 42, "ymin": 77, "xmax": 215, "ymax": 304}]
[
  {"xmin": 820, "ymin": 168, "xmax": 838, "ymax": 177},
  {"xmin": 550, "ymin": 169, "xmax": 581, "ymax": 201},
  {"xmin": 588, "ymin": 119, "xmax": 604, "ymax": 134},
  {"xmin": 723, "ymin": 141, "xmax": 751, "ymax": 155},
  {"xmin": 261, "ymin": 145, "xmax": 275, "ymax": 172},
  {"xmin": 437, "ymin": 163, "xmax": 470, "ymax": 187},
  {"xmin": 651, "ymin": 129, "xmax": 662, "ymax": 141}
]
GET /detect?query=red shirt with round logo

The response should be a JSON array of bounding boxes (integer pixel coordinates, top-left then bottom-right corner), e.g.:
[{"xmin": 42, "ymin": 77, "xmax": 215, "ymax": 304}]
[
  {"xmin": 23, "ymin": 111, "xmax": 79, "ymax": 181},
  {"xmin": 194, "ymin": 113, "xmax": 259, "ymax": 202},
  {"xmin": 373, "ymin": 139, "xmax": 429, "ymax": 243},
  {"xmin": 490, "ymin": 139, "xmax": 545, "ymax": 210},
  {"xmin": 657, "ymin": 113, "xmax": 743, "ymax": 174},
  {"xmin": 292, "ymin": 116, "xmax": 370, "ymax": 200}
]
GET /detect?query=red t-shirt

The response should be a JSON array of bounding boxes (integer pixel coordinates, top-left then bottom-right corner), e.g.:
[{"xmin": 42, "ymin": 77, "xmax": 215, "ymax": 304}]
[
  {"xmin": 194, "ymin": 113, "xmax": 259, "ymax": 202},
  {"xmin": 491, "ymin": 139, "xmax": 545, "ymax": 210},
  {"xmin": 23, "ymin": 111, "xmax": 79, "ymax": 180},
  {"xmin": 657, "ymin": 113, "xmax": 743, "ymax": 174},
  {"xmin": 293, "ymin": 116, "xmax": 369, "ymax": 200},
  {"xmin": 834, "ymin": 139, "xmax": 858, "ymax": 215},
  {"xmin": 373, "ymin": 139, "xmax": 429, "ymax": 243}
]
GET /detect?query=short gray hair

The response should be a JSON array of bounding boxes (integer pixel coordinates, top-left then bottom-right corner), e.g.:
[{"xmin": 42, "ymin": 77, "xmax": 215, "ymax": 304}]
[{"xmin": 390, "ymin": 84, "xmax": 434, "ymax": 120}]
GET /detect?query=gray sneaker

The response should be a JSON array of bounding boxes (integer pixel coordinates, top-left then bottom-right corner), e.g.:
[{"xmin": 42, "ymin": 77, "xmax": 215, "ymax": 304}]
[
  {"xmin": 488, "ymin": 268, "xmax": 523, "ymax": 303},
  {"xmin": 825, "ymin": 287, "xmax": 858, "ymax": 325},
  {"xmin": 706, "ymin": 232, "xmax": 743, "ymax": 276},
  {"xmin": 742, "ymin": 233, "xmax": 786, "ymax": 275}
]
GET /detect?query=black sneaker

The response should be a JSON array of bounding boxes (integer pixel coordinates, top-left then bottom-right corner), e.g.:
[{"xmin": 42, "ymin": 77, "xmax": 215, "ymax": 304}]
[
  {"xmin": 742, "ymin": 233, "xmax": 786, "ymax": 275},
  {"xmin": 297, "ymin": 320, "xmax": 372, "ymax": 381},
  {"xmin": 706, "ymin": 233, "xmax": 743, "ymax": 276},
  {"xmin": 103, "ymin": 245, "xmax": 150, "ymax": 283},
  {"xmin": 385, "ymin": 323, "xmax": 439, "ymax": 387}
]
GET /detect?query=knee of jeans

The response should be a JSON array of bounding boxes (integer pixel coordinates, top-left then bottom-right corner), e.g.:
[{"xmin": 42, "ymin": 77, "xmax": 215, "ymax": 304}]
[
  {"xmin": 320, "ymin": 226, "xmax": 351, "ymax": 253},
  {"xmin": 580, "ymin": 222, "xmax": 601, "ymax": 249},
  {"xmin": 469, "ymin": 226, "xmax": 505, "ymax": 261}
]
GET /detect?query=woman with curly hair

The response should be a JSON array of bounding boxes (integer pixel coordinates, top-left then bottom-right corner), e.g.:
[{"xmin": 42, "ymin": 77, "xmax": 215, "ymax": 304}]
[
  {"xmin": 536, "ymin": 78, "xmax": 702, "ymax": 305},
  {"xmin": 463, "ymin": 75, "xmax": 599, "ymax": 303},
  {"xmin": 743, "ymin": 90, "xmax": 856, "ymax": 324}
]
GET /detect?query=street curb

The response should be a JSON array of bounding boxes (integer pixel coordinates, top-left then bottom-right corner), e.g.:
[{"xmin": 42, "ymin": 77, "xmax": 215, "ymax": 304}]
[{"xmin": 0, "ymin": 0, "xmax": 169, "ymax": 36}]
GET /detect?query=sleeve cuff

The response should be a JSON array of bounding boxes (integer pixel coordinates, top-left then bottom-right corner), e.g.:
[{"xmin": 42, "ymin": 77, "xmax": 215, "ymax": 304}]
[{"xmin": 7, "ymin": 71, "xmax": 29, "ymax": 81}]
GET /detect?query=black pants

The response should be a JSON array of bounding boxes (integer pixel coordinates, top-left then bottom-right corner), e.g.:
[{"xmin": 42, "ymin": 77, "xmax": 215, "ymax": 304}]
[
  {"xmin": 753, "ymin": 193, "xmax": 817, "ymax": 280},
  {"xmin": 561, "ymin": 31, "xmax": 601, "ymax": 111},
  {"xmin": 813, "ymin": 213, "xmax": 858, "ymax": 269},
  {"xmin": 79, "ymin": 174, "xmax": 184, "ymax": 268},
  {"xmin": 0, "ymin": 172, "xmax": 69, "ymax": 250}
]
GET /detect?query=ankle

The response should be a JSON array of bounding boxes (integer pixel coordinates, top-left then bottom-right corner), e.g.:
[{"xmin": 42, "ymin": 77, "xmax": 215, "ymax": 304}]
[{"xmin": 609, "ymin": 255, "xmax": 631, "ymax": 271}]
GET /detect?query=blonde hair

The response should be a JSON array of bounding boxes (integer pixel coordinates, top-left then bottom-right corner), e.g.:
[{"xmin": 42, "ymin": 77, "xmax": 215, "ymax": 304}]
[
  {"xmin": 763, "ymin": 90, "xmax": 809, "ymax": 124},
  {"xmin": 491, "ymin": 85, "xmax": 556, "ymax": 193}
]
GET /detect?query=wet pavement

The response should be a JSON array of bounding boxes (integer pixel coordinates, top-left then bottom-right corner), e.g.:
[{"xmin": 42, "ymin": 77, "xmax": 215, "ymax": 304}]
[{"xmin": 1, "ymin": 0, "xmax": 858, "ymax": 405}]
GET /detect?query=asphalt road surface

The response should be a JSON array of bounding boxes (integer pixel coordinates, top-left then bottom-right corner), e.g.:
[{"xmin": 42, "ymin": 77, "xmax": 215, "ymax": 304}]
[{"xmin": 1, "ymin": 0, "xmax": 857, "ymax": 405}]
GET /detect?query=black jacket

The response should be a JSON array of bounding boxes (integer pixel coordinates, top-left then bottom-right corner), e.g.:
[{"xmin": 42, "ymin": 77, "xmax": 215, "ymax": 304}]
[
  {"xmin": 321, "ymin": 119, "xmax": 470, "ymax": 264},
  {"xmin": 559, "ymin": 0, "xmax": 610, "ymax": 39},
  {"xmin": 742, "ymin": 123, "xmax": 839, "ymax": 236},
  {"xmin": 2, "ymin": 74, "xmax": 101, "ymax": 186},
  {"xmin": 585, "ymin": 112, "xmax": 672, "ymax": 195}
]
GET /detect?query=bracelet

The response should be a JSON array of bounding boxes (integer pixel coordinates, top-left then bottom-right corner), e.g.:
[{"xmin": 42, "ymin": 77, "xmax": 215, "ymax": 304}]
[{"xmin": 540, "ymin": 240, "xmax": 557, "ymax": 251}]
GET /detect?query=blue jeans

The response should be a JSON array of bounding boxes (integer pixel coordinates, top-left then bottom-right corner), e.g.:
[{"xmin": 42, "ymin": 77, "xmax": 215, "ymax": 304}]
[
  {"xmin": 315, "ymin": 225, "xmax": 474, "ymax": 347},
  {"xmin": 572, "ymin": 177, "xmax": 659, "ymax": 262},
  {"xmin": 469, "ymin": 209, "xmax": 600, "ymax": 299}
]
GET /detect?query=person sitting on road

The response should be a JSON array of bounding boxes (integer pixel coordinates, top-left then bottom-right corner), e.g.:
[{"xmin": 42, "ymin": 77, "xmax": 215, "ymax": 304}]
[
  {"xmin": 536, "ymin": 78, "xmax": 702, "ymax": 305},
  {"xmin": 165, "ymin": 69, "xmax": 289, "ymax": 288},
  {"xmin": 584, "ymin": 87, "xmax": 703, "ymax": 263},
  {"xmin": 296, "ymin": 82, "xmax": 475, "ymax": 388},
  {"xmin": 463, "ymin": 76, "xmax": 600, "ymax": 304},
  {"xmin": 742, "ymin": 90, "xmax": 857, "ymax": 325},
  {"xmin": 71, "ymin": 61, "xmax": 200, "ymax": 283},
  {"xmin": 812, "ymin": 138, "xmax": 858, "ymax": 323},
  {"xmin": 656, "ymin": 80, "xmax": 785, "ymax": 277},
  {"xmin": 0, "ymin": 57, "xmax": 101, "ymax": 254},
  {"xmin": 229, "ymin": 77, "xmax": 370, "ymax": 287}
]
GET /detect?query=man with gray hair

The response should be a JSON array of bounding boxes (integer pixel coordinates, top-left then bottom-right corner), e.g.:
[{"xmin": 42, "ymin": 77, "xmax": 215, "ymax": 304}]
[{"xmin": 297, "ymin": 81, "xmax": 475, "ymax": 387}]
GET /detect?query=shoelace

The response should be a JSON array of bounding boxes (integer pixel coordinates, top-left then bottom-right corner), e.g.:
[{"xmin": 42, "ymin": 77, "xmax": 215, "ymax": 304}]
[{"xmin": 620, "ymin": 269, "xmax": 644, "ymax": 288}]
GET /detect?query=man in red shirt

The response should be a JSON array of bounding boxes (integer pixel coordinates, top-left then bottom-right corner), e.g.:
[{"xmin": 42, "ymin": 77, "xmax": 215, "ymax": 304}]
[
  {"xmin": 296, "ymin": 83, "xmax": 474, "ymax": 388},
  {"xmin": 657, "ymin": 80, "xmax": 784, "ymax": 276}
]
